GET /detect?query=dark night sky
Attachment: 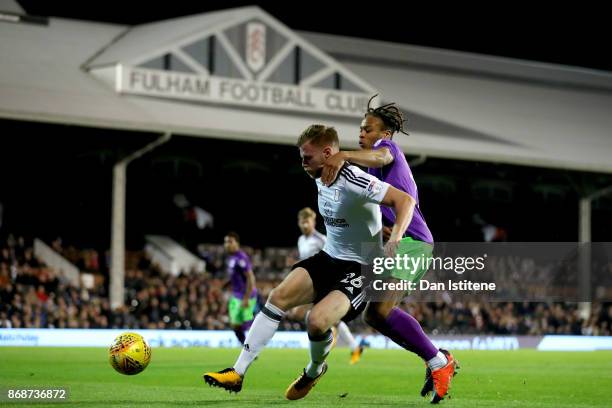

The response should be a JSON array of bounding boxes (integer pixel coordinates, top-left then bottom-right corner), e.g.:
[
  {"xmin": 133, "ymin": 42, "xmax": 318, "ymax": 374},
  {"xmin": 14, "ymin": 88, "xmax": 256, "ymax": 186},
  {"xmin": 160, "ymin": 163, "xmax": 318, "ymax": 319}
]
[{"xmin": 15, "ymin": 1, "xmax": 612, "ymax": 72}]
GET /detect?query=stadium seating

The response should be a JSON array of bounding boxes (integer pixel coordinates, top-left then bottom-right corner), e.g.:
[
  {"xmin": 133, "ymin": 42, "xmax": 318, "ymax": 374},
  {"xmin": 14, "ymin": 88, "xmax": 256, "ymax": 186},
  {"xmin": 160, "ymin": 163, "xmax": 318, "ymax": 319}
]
[{"xmin": 1, "ymin": 235, "xmax": 610, "ymax": 335}]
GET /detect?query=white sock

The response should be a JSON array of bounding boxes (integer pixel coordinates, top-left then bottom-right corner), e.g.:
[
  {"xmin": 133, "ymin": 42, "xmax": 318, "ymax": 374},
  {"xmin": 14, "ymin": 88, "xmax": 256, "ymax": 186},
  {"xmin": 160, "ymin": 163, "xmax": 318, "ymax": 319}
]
[
  {"xmin": 305, "ymin": 330, "xmax": 333, "ymax": 378},
  {"xmin": 233, "ymin": 302, "xmax": 285, "ymax": 376},
  {"xmin": 427, "ymin": 351, "xmax": 448, "ymax": 370},
  {"xmin": 336, "ymin": 321, "xmax": 359, "ymax": 349}
]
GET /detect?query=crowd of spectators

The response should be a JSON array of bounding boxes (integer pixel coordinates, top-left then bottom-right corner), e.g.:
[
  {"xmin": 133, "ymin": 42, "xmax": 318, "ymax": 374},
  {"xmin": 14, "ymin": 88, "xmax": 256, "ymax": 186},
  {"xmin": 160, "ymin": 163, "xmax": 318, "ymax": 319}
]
[{"xmin": 1, "ymin": 235, "xmax": 611, "ymax": 336}]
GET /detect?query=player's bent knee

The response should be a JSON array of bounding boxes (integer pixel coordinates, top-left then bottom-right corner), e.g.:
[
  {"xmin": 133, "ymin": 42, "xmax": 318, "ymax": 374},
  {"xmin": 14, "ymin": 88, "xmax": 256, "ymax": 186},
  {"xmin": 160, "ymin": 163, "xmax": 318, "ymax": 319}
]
[
  {"xmin": 306, "ymin": 311, "xmax": 330, "ymax": 336},
  {"xmin": 267, "ymin": 288, "xmax": 291, "ymax": 311}
]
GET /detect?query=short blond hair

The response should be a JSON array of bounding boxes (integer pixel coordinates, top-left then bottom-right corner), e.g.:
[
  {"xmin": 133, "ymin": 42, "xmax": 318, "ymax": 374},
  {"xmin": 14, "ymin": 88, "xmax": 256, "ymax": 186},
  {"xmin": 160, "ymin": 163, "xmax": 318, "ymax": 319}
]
[
  {"xmin": 297, "ymin": 124, "xmax": 339, "ymax": 148},
  {"xmin": 298, "ymin": 207, "xmax": 316, "ymax": 219}
]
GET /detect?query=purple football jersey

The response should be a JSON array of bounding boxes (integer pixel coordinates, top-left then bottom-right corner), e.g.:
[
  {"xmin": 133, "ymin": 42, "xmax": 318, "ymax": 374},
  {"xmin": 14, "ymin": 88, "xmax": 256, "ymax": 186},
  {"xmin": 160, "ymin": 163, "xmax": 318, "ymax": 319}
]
[
  {"xmin": 226, "ymin": 250, "xmax": 257, "ymax": 298},
  {"xmin": 367, "ymin": 139, "xmax": 434, "ymax": 243}
]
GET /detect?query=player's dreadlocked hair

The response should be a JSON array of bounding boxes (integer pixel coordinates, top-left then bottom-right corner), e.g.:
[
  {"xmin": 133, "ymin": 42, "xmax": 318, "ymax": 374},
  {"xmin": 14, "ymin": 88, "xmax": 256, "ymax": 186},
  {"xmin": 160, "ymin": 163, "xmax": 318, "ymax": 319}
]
[{"xmin": 365, "ymin": 94, "xmax": 409, "ymax": 137}]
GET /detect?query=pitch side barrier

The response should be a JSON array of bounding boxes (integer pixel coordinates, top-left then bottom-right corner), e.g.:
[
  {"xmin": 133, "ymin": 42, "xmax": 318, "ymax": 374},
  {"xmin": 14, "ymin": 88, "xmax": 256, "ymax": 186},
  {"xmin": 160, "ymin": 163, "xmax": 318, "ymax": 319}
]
[{"xmin": 1, "ymin": 329, "xmax": 611, "ymax": 351}]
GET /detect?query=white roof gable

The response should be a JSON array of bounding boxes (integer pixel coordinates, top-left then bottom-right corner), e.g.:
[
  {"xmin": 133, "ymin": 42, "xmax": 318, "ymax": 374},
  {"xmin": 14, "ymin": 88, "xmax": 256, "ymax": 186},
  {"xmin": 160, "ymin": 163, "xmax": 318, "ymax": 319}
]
[
  {"xmin": 0, "ymin": 10, "xmax": 611, "ymax": 173},
  {"xmin": 85, "ymin": 6, "xmax": 375, "ymax": 94},
  {"xmin": 86, "ymin": 7, "xmax": 256, "ymax": 69}
]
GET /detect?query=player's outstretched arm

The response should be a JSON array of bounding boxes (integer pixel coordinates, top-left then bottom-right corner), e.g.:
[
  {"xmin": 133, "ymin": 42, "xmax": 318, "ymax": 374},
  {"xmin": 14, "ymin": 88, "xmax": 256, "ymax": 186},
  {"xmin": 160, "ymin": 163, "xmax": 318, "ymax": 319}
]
[
  {"xmin": 380, "ymin": 186, "xmax": 416, "ymax": 256},
  {"xmin": 321, "ymin": 148, "xmax": 393, "ymax": 186}
]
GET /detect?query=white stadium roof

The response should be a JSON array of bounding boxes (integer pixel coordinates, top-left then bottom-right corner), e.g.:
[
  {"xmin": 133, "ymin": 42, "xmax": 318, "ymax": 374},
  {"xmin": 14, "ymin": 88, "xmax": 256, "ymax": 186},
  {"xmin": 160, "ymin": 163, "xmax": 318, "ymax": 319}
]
[{"xmin": 1, "ymin": 6, "xmax": 611, "ymax": 172}]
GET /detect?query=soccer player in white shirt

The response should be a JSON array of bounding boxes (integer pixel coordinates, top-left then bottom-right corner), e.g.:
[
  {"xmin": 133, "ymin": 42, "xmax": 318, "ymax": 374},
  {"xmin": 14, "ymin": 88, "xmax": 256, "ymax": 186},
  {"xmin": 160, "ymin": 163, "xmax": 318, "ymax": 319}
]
[{"xmin": 204, "ymin": 124, "xmax": 416, "ymax": 400}]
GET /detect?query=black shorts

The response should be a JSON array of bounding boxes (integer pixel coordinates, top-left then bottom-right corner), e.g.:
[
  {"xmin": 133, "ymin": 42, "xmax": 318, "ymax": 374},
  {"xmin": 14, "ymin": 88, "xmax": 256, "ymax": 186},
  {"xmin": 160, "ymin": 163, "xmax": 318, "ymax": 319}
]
[{"xmin": 292, "ymin": 250, "xmax": 367, "ymax": 322}]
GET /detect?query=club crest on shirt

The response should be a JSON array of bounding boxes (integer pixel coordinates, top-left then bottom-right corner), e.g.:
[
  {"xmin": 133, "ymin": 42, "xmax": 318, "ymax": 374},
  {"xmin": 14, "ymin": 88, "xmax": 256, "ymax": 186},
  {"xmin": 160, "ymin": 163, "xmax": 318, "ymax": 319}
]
[
  {"xmin": 323, "ymin": 201, "xmax": 333, "ymax": 216},
  {"xmin": 333, "ymin": 189, "xmax": 340, "ymax": 202}
]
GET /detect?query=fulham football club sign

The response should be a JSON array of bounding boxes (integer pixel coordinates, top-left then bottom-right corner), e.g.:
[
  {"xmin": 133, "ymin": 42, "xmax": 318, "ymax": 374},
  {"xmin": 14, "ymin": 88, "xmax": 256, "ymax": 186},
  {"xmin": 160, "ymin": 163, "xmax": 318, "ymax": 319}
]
[{"xmin": 92, "ymin": 7, "xmax": 377, "ymax": 118}]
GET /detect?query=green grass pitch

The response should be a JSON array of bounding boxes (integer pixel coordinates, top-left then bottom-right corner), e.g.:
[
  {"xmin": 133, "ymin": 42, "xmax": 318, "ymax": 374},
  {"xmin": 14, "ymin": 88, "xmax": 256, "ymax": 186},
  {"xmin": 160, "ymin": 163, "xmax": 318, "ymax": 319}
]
[{"xmin": 0, "ymin": 346, "xmax": 611, "ymax": 407}]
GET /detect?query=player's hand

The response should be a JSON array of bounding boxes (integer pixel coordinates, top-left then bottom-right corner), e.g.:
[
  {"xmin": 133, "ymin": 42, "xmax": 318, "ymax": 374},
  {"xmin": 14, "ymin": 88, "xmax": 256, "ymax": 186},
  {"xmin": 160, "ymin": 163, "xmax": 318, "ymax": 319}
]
[
  {"xmin": 383, "ymin": 240, "xmax": 400, "ymax": 258},
  {"xmin": 241, "ymin": 297, "xmax": 249, "ymax": 308},
  {"xmin": 382, "ymin": 226, "xmax": 393, "ymax": 242},
  {"xmin": 321, "ymin": 152, "xmax": 346, "ymax": 186}
]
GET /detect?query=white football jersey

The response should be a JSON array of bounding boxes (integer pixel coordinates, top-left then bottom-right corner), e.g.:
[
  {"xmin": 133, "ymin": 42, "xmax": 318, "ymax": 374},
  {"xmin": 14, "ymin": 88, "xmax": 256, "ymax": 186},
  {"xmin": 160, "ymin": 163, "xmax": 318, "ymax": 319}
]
[
  {"xmin": 316, "ymin": 165, "xmax": 390, "ymax": 264},
  {"xmin": 297, "ymin": 230, "xmax": 326, "ymax": 260}
]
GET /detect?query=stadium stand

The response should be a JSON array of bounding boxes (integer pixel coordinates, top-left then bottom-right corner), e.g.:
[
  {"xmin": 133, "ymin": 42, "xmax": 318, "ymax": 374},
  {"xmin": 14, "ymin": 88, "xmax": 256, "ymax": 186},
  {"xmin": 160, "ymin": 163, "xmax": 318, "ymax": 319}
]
[{"xmin": 1, "ymin": 235, "xmax": 610, "ymax": 335}]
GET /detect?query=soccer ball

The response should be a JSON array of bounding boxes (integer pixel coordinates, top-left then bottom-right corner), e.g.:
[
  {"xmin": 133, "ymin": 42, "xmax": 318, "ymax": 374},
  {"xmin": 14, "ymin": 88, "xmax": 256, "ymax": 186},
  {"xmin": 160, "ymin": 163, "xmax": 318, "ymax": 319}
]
[{"xmin": 108, "ymin": 332, "xmax": 152, "ymax": 375}]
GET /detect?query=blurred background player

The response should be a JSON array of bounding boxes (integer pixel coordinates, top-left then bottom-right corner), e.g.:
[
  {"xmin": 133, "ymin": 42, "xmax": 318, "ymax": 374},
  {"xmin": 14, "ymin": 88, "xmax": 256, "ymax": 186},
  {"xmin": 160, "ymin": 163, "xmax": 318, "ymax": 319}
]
[
  {"xmin": 292, "ymin": 207, "xmax": 365, "ymax": 364},
  {"xmin": 321, "ymin": 96, "xmax": 457, "ymax": 403},
  {"xmin": 222, "ymin": 232, "xmax": 257, "ymax": 345},
  {"xmin": 296, "ymin": 207, "xmax": 326, "ymax": 261}
]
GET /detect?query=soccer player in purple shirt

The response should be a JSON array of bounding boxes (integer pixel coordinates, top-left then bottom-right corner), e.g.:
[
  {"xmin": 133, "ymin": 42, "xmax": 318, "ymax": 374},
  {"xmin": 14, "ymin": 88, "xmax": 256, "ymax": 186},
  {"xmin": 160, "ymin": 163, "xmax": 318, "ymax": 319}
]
[
  {"xmin": 223, "ymin": 231, "xmax": 257, "ymax": 345},
  {"xmin": 321, "ymin": 96, "xmax": 458, "ymax": 403}
]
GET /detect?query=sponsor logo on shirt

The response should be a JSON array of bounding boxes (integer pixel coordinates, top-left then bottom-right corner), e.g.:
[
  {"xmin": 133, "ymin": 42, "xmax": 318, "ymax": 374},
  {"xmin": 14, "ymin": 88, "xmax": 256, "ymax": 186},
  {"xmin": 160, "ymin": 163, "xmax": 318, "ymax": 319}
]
[{"xmin": 323, "ymin": 216, "xmax": 349, "ymax": 227}]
